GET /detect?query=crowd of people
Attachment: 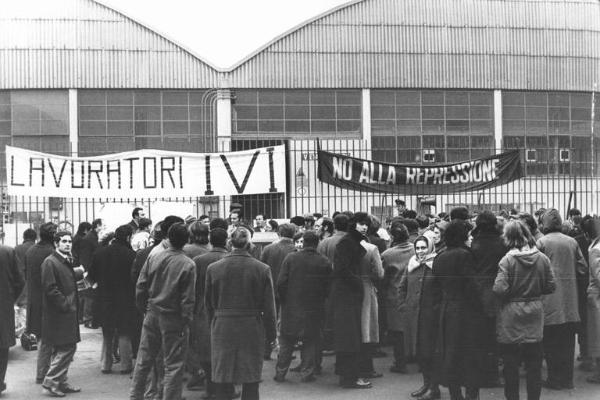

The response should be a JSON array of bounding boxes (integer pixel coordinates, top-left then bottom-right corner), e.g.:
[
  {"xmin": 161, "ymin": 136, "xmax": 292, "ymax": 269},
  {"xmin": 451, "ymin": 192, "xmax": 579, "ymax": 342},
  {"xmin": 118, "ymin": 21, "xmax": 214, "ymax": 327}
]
[{"xmin": 1, "ymin": 201, "xmax": 600, "ymax": 400}]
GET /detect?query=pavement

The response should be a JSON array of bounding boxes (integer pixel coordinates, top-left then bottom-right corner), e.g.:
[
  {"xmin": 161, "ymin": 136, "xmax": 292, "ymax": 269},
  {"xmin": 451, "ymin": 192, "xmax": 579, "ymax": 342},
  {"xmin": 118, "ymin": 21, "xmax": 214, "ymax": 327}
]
[{"xmin": 4, "ymin": 326, "xmax": 600, "ymax": 399}]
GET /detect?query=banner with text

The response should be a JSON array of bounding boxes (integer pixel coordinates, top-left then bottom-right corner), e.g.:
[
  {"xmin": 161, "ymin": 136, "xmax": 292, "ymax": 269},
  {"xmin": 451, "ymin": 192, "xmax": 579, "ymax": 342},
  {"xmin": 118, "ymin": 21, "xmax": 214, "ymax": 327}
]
[
  {"xmin": 317, "ymin": 149, "xmax": 523, "ymax": 195},
  {"xmin": 5, "ymin": 145, "xmax": 286, "ymax": 199}
]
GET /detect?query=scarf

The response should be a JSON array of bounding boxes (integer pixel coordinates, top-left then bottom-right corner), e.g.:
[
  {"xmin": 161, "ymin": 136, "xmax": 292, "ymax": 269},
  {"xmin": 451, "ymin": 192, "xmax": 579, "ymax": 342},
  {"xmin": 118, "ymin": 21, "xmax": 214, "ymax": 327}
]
[{"xmin": 407, "ymin": 235, "xmax": 436, "ymax": 273}]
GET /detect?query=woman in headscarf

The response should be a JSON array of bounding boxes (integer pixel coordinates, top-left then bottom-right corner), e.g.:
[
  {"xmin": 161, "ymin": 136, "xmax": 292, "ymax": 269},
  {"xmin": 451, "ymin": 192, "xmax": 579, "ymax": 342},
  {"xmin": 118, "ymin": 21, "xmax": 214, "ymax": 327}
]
[{"xmin": 401, "ymin": 234, "xmax": 440, "ymax": 400}]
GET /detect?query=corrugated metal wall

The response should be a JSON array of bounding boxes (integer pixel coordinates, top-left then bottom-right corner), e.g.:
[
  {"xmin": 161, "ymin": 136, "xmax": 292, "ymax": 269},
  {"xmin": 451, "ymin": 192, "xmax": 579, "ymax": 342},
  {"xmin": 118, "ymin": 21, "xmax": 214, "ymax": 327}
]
[
  {"xmin": 0, "ymin": 0, "xmax": 219, "ymax": 89},
  {"xmin": 229, "ymin": 0, "xmax": 600, "ymax": 90}
]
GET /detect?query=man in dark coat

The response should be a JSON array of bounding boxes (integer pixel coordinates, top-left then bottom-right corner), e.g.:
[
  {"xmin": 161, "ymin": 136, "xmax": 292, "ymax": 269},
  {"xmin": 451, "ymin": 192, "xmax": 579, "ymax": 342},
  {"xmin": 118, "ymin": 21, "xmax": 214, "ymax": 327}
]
[
  {"xmin": 130, "ymin": 223, "xmax": 196, "ymax": 400},
  {"xmin": 331, "ymin": 213, "xmax": 371, "ymax": 389},
  {"xmin": 40, "ymin": 231, "xmax": 84, "ymax": 397},
  {"xmin": 260, "ymin": 222, "xmax": 296, "ymax": 360},
  {"xmin": 25, "ymin": 222, "xmax": 57, "ymax": 384},
  {"xmin": 88, "ymin": 224, "xmax": 136, "ymax": 374},
  {"xmin": 128, "ymin": 207, "xmax": 146, "ymax": 234},
  {"xmin": 274, "ymin": 231, "xmax": 331, "ymax": 382},
  {"xmin": 205, "ymin": 227, "xmax": 276, "ymax": 400},
  {"xmin": 0, "ymin": 242, "xmax": 25, "ymax": 396},
  {"xmin": 191, "ymin": 228, "xmax": 230, "ymax": 398},
  {"xmin": 78, "ymin": 218, "xmax": 104, "ymax": 328},
  {"xmin": 14, "ymin": 228, "xmax": 36, "ymax": 307},
  {"xmin": 470, "ymin": 211, "xmax": 508, "ymax": 387}
]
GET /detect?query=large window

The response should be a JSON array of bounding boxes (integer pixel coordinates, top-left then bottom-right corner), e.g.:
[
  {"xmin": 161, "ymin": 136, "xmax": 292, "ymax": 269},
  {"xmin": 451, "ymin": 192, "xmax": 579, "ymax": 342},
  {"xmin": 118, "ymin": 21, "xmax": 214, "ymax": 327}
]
[
  {"xmin": 503, "ymin": 91, "xmax": 595, "ymax": 175},
  {"xmin": 0, "ymin": 90, "xmax": 70, "ymax": 182},
  {"xmin": 78, "ymin": 90, "xmax": 214, "ymax": 156},
  {"xmin": 232, "ymin": 89, "xmax": 361, "ymax": 139},
  {"xmin": 371, "ymin": 90, "xmax": 494, "ymax": 164}
]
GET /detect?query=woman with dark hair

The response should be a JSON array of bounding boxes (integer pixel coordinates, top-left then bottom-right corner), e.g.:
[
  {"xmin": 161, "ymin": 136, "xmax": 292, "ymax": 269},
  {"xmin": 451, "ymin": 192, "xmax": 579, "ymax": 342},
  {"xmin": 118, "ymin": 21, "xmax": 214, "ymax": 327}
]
[
  {"xmin": 494, "ymin": 220, "xmax": 555, "ymax": 400},
  {"xmin": 381, "ymin": 221, "xmax": 414, "ymax": 374},
  {"xmin": 519, "ymin": 213, "xmax": 543, "ymax": 240},
  {"xmin": 316, "ymin": 217, "xmax": 334, "ymax": 241},
  {"xmin": 432, "ymin": 220, "xmax": 484, "ymax": 400},
  {"xmin": 332, "ymin": 212, "xmax": 382, "ymax": 389},
  {"xmin": 401, "ymin": 235, "xmax": 440, "ymax": 400}
]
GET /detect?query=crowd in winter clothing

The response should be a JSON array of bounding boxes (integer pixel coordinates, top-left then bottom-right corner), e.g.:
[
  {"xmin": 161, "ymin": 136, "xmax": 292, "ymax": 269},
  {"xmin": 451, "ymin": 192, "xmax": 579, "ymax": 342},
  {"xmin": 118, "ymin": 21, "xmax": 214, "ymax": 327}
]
[{"xmin": 1, "ymin": 203, "xmax": 600, "ymax": 400}]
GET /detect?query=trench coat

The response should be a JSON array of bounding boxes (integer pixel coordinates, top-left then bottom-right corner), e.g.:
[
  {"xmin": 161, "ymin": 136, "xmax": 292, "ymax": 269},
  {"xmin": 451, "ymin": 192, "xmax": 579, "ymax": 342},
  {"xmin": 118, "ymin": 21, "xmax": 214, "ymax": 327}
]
[
  {"xmin": 25, "ymin": 241, "xmax": 55, "ymax": 336},
  {"xmin": 205, "ymin": 249, "xmax": 276, "ymax": 383},
  {"xmin": 0, "ymin": 245, "xmax": 25, "ymax": 348},
  {"xmin": 260, "ymin": 238, "xmax": 296, "ymax": 293},
  {"xmin": 432, "ymin": 245, "xmax": 485, "ymax": 388},
  {"xmin": 381, "ymin": 242, "xmax": 414, "ymax": 332},
  {"xmin": 317, "ymin": 231, "xmax": 345, "ymax": 263},
  {"xmin": 41, "ymin": 252, "xmax": 83, "ymax": 346},
  {"xmin": 88, "ymin": 239, "xmax": 136, "ymax": 334},
  {"xmin": 359, "ymin": 241, "xmax": 384, "ymax": 344},
  {"xmin": 587, "ymin": 239, "xmax": 600, "ymax": 357},
  {"xmin": 331, "ymin": 229, "xmax": 365, "ymax": 353},
  {"xmin": 192, "ymin": 247, "xmax": 228, "ymax": 364},
  {"xmin": 277, "ymin": 248, "xmax": 331, "ymax": 339},
  {"xmin": 14, "ymin": 239, "xmax": 34, "ymax": 306},
  {"xmin": 537, "ymin": 231, "xmax": 587, "ymax": 325}
]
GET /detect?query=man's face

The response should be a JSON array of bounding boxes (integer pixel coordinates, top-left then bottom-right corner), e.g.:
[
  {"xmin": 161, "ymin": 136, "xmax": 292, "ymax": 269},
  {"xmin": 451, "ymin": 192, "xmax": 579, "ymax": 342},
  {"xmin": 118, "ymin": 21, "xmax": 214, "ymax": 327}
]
[
  {"xmin": 230, "ymin": 213, "xmax": 240, "ymax": 225},
  {"xmin": 95, "ymin": 222, "xmax": 104, "ymax": 233},
  {"xmin": 314, "ymin": 218, "xmax": 324, "ymax": 233},
  {"xmin": 255, "ymin": 215, "xmax": 265, "ymax": 227},
  {"xmin": 138, "ymin": 209, "xmax": 146, "ymax": 219},
  {"xmin": 355, "ymin": 222, "xmax": 368, "ymax": 235},
  {"xmin": 201, "ymin": 217, "xmax": 210, "ymax": 225},
  {"xmin": 56, "ymin": 235, "xmax": 72, "ymax": 254}
]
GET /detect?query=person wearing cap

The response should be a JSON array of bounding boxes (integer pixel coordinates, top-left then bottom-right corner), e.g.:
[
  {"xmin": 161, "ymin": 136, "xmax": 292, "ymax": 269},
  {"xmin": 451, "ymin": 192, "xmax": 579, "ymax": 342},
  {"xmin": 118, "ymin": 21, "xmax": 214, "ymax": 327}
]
[
  {"xmin": 471, "ymin": 211, "xmax": 508, "ymax": 388},
  {"xmin": 449, "ymin": 206, "xmax": 472, "ymax": 222},
  {"xmin": 290, "ymin": 216, "xmax": 306, "ymax": 232},
  {"xmin": 395, "ymin": 199, "xmax": 406, "ymax": 217},
  {"xmin": 536, "ymin": 209, "xmax": 587, "ymax": 390}
]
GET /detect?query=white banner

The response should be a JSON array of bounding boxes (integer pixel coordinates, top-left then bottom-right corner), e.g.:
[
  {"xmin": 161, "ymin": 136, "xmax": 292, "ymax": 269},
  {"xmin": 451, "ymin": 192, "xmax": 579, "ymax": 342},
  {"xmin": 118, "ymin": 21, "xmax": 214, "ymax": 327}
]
[{"xmin": 5, "ymin": 145, "xmax": 286, "ymax": 199}]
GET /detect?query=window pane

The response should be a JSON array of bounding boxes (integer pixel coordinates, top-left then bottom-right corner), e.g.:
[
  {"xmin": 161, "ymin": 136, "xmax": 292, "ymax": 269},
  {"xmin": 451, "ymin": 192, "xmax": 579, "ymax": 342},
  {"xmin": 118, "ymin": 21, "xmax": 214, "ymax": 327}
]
[
  {"xmin": 396, "ymin": 105, "xmax": 420, "ymax": 119},
  {"xmin": 525, "ymin": 93, "xmax": 546, "ymax": 106},
  {"xmin": 371, "ymin": 106, "xmax": 395, "ymax": 119},
  {"xmin": 447, "ymin": 136, "xmax": 469, "ymax": 148},
  {"xmin": 79, "ymin": 121, "xmax": 106, "ymax": 136},
  {"xmin": 470, "ymin": 92, "xmax": 493, "ymax": 105},
  {"xmin": 336, "ymin": 90, "xmax": 361, "ymax": 105},
  {"xmin": 503, "ymin": 106, "xmax": 524, "ymax": 120},
  {"xmin": 525, "ymin": 107, "xmax": 546, "ymax": 120},
  {"xmin": 422, "ymin": 106, "xmax": 444, "ymax": 119},
  {"xmin": 337, "ymin": 105, "xmax": 360, "ymax": 119},
  {"xmin": 526, "ymin": 120, "xmax": 547, "ymax": 135},
  {"xmin": 12, "ymin": 121, "xmax": 39, "ymax": 135},
  {"xmin": 503, "ymin": 120, "xmax": 525, "ymax": 135},
  {"xmin": 135, "ymin": 137, "xmax": 163, "ymax": 149},
  {"xmin": 396, "ymin": 91, "xmax": 420, "ymax": 105},
  {"xmin": 259, "ymin": 120, "xmax": 284, "ymax": 132},
  {"xmin": 107, "ymin": 91, "xmax": 133, "ymax": 105},
  {"xmin": 234, "ymin": 105, "xmax": 258, "ymax": 120},
  {"xmin": 470, "ymin": 106, "xmax": 492, "ymax": 119},
  {"xmin": 503, "ymin": 92, "xmax": 524, "ymax": 106},
  {"xmin": 446, "ymin": 120, "xmax": 469, "ymax": 133},
  {"xmin": 163, "ymin": 121, "xmax": 188, "ymax": 135},
  {"xmin": 0, "ymin": 105, "xmax": 10, "ymax": 120},
  {"xmin": 423, "ymin": 135, "xmax": 445, "ymax": 147},
  {"xmin": 163, "ymin": 106, "xmax": 189, "ymax": 121},
  {"xmin": 0, "ymin": 121, "xmax": 11, "ymax": 135},
  {"xmin": 258, "ymin": 105, "xmax": 283, "ymax": 119},
  {"xmin": 548, "ymin": 107, "xmax": 568, "ymax": 120},
  {"xmin": 422, "ymin": 120, "xmax": 444, "ymax": 133},
  {"xmin": 311, "ymin": 106, "xmax": 335, "ymax": 119},
  {"xmin": 421, "ymin": 91, "xmax": 444, "ymax": 104},
  {"xmin": 471, "ymin": 136, "xmax": 494, "ymax": 148},
  {"xmin": 135, "ymin": 106, "xmax": 161, "ymax": 121},
  {"xmin": 396, "ymin": 120, "xmax": 421, "ymax": 134},
  {"xmin": 41, "ymin": 120, "xmax": 68, "ymax": 135},
  {"xmin": 471, "ymin": 120, "xmax": 493, "ymax": 134},
  {"xmin": 311, "ymin": 120, "xmax": 336, "ymax": 132},
  {"xmin": 259, "ymin": 91, "xmax": 284, "ymax": 104},
  {"xmin": 134, "ymin": 91, "xmax": 161, "ymax": 105},
  {"xmin": 135, "ymin": 120, "xmax": 162, "ymax": 136},
  {"xmin": 445, "ymin": 92, "xmax": 468, "ymax": 105},
  {"xmin": 372, "ymin": 119, "xmax": 395, "ymax": 135},
  {"xmin": 40, "ymin": 105, "xmax": 68, "ymax": 121},
  {"xmin": 337, "ymin": 120, "xmax": 361, "ymax": 133},
  {"xmin": 311, "ymin": 91, "xmax": 335, "ymax": 104},
  {"xmin": 284, "ymin": 91, "xmax": 309, "ymax": 105},
  {"xmin": 163, "ymin": 92, "xmax": 188, "ymax": 105},
  {"xmin": 79, "ymin": 91, "xmax": 105, "ymax": 105},
  {"xmin": 446, "ymin": 106, "xmax": 468, "ymax": 119},
  {"xmin": 571, "ymin": 93, "xmax": 591, "ymax": 108},
  {"xmin": 235, "ymin": 120, "xmax": 258, "ymax": 132},
  {"xmin": 107, "ymin": 121, "xmax": 134, "ymax": 136},
  {"xmin": 234, "ymin": 90, "xmax": 258, "ymax": 105},
  {"xmin": 285, "ymin": 105, "xmax": 309, "ymax": 119},
  {"xmin": 13, "ymin": 105, "xmax": 38, "ymax": 120},
  {"xmin": 371, "ymin": 91, "xmax": 395, "ymax": 105},
  {"xmin": 548, "ymin": 93, "xmax": 569, "ymax": 107},
  {"xmin": 107, "ymin": 106, "xmax": 133, "ymax": 120},
  {"xmin": 285, "ymin": 120, "xmax": 310, "ymax": 132}
]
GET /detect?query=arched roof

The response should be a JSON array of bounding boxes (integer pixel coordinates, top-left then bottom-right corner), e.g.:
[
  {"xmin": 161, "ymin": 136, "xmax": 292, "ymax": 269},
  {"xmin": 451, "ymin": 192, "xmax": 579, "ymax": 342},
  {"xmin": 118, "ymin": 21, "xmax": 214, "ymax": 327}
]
[
  {"xmin": 0, "ymin": 0, "xmax": 220, "ymax": 89},
  {"xmin": 228, "ymin": 0, "xmax": 600, "ymax": 91}
]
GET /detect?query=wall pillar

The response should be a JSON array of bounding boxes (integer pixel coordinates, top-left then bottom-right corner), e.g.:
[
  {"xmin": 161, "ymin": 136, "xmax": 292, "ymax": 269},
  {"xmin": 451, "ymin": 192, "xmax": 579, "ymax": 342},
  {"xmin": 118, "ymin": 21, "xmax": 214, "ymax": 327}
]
[
  {"xmin": 362, "ymin": 88, "xmax": 372, "ymax": 158},
  {"xmin": 68, "ymin": 89, "xmax": 78, "ymax": 156},
  {"xmin": 493, "ymin": 90, "xmax": 502, "ymax": 154},
  {"xmin": 216, "ymin": 89, "xmax": 232, "ymax": 152}
]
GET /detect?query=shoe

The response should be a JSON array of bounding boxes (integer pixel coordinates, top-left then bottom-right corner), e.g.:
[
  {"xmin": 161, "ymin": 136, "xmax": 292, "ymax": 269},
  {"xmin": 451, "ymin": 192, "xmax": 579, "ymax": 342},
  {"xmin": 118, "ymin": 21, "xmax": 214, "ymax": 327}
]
[
  {"xmin": 59, "ymin": 383, "xmax": 81, "ymax": 393},
  {"xmin": 390, "ymin": 365, "xmax": 408, "ymax": 373},
  {"xmin": 301, "ymin": 375, "xmax": 316, "ymax": 382},
  {"xmin": 411, "ymin": 384, "xmax": 429, "ymax": 397},
  {"xmin": 42, "ymin": 385, "xmax": 66, "ymax": 398},
  {"xmin": 363, "ymin": 371, "xmax": 383, "ymax": 378},
  {"xmin": 340, "ymin": 378, "xmax": 372, "ymax": 389},
  {"xmin": 120, "ymin": 368, "xmax": 133, "ymax": 375},
  {"xmin": 289, "ymin": 365, "xmax": 302, "ymax": 372},
  {"xmin": 101, "ymin": 369, "xmax": 111, "ymax": 374},
  {"xmin": 273, "ymin": 374, "xmax": 285, "ymax": 383},
  {"xmin": 542, "ymin": 379, "xmax": 563, "ymax": 390},
  {"xmin": 417, "ymin": 388, "xmax": 441, "ymax": 400},
  {"xmin": 321, "ymin": 350, "xmax": 335, "ymax": 357},
  {"xmin": 0, "ymin": 382, "xmax": 5, "ymax": 394}
]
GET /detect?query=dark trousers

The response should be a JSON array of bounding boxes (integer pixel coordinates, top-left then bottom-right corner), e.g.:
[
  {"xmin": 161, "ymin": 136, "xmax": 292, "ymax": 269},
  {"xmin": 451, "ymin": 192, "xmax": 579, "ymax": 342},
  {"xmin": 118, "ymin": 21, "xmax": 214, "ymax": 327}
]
[
  {"xmin": 500, "ymin": 342, "xmax": 543, "ymax": 400},
  {"xmin": 202, "ymin": 362, "xmax": 234, "ymax": 397},
  {"xmin": 43, "ymin": 344, "xmax": 77, "ymax": 390},
  {"xmin": 0, "ymin": 348, "xmax": 8, "ymax": 385},
  {"xmin": 276, "ymin": 334, "xmax": 317, "ymax": 379},
  {"xmin": 388, "ymin": 330, "xmax": 406, "ymax": 368},
  {"xmin": 129, "ymin": 311, "xmax": 188, "ymax": 400},
  {"xmin": 543, "ymin": 323, "xmax": 576, "ymax": 387},
  {"xmin": 216, "ymin": 382, "xmax": 258, "ymax": 400},
  {"xmin": 419, "ymin": 356, "xmax": 439, "ymax": 390},
  {"xmin": 358, "ymin": 343, "xmax": 375, "ymax": 377},
  {"xmin": 335, "ymin": 352, "xmax": 360, "ymax": 384}
]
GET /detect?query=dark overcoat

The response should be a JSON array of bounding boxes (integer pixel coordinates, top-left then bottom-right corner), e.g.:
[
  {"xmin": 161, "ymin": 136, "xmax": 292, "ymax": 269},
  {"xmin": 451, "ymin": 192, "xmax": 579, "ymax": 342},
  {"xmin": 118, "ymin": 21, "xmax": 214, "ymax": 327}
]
[
  {"xmin": 14, "ymin": 239, "xmax": 34, "ymax": 306},
  {"xmin": 432, "ymin": 246, "xmax": 485, "ymax": 388},
  {"xmin": 277, "ymin": 248, "xmax": 331, "ymax": 338},
  {"xmin": 88, "ymin": 239, "xmax": 136, "ymax": 334},
  {"xmin": 470, "ymin": 231, "xmax": 508, "ymax": 317},
  {"xmin": 205, "ymin": 249, "xmax": 276, "ymax": 383},
  {"xmin": 331, "ymin": 229, "xmax": 365, "ymax": 353},
  {"xmin": 25, "ymin": 241, "xmax": 55, "ymax": 336},
  {"xmin": 381, "ymin": 242, "xmax": 414, "ymax": 332},
  {"xmin": 0, "ymin": 245, "xmax": 25, "ymax": 348},
  {"xmin": 41, "ymin": 252, "xmax": 82, "ymax": 346},
  {"xmin": 192, "ymin": 247, "xmax": 229, "ymax": 364},
  {"xmin": 260, "ymin": 238, "xmax": 295, "ymax": 292},
  {"xmin": 78, "ymin": 230, "xmax": 99, "ymax": 269}
]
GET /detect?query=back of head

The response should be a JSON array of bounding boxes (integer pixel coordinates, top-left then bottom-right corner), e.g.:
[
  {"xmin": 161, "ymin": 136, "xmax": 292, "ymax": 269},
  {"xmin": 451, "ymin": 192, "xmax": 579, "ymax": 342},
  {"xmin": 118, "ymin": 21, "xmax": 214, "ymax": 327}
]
[
  {"xmin": 416, "ymin": 215, "xmax": 429, "ymax": 230},
  {"xmin": 351, "ymin": 212, "xmax": 371, "ymax": 229},
  {"xmin": 230, "ymin": 227, "xmax": 252, "ymax": 249},
  {"xmin": 168, "ymin": 223, "xmax": 189, "ymax": 249},
  {"xmin": 367, "ymin": 215, "xmax": 381, "ymax": 236},
  {"xmin": 209, "ymin": 228, "xmax": 228, "ymax": 248},
  {"xmin": 39, "ymin": 222, "xmax": 58, "ymax": 243},
  {"xmin": 23, "ymin": 228, "xmax": 37, "ymax": 242},
  {"xmin": 581, "ymin": 216, "xmax": 600, "ymax": 239},
  {"xmin": 138, "ymin": 217, "xmax": 152, "ymax": 230},
  {"xmin": 161, "ymin": 215, "xmax": 185, "ymax": 237},
  {"xmin": 210, "ymin": 217, "xmax": 229, "ymax": 231},
  {"xmin": 76, "ymin": 222, "xmax": 92, "ymax": 236},
  {"xmin": 152, "ymin": 220, "xmax": 165, "ymax": 243},
  {"xmin": 189, "ymin": 221, "xmax": 209, "ymax": 244},
  {"xmin": 502, "ymin": 219, "xmax": 535, "ymax": 249},
  {"xmin": 403, "ymin": 209, "xmax": 417, "ymax": 219},
  {"xmin": 540, "ymin": 208, "xmax": 563, "ymax": 234},
  {"xmin": 91, "ymin": 218, "xmax": 103, "ymax": 230},
  {"xmin": 303, "ymin": 230, "xmax": 319, "ymax": 248},
  {"xmin": 333, "ymin": 214, "xmax": 349, "ymax": 232},
  {"xmin": 474, "ymin": 210, "xmax": 498, "ymax": 234},
  {"xmin": 115, "ymin": 224, "xmax": 133, "ymax": 242},
  {"xmin": 290, "ymin": 216, "xmax": 305, "ymax": 227},
  {"xmin": 519, "ymin": 213, "xmax": 537, "ymax": 235},
  {"xmin": 450, "ymin": 206, "xmax": 471, "ymax": 221},
  {"xmin": 444, "ymin": 219, "xmax": 471, "ymax": 247},
  {"xmin": 568, "ymin": 208, "xmax": 582, "ymax": 219},
  {"xmin": 389, "ymin": 220, "xmax": 409, "ymax": 244},
  {"xmin": 402, "ymin": 218, "xmax": 419, "ymax": 235},
  {"xmin": 278, "ymin": 223, "xmax": 297, "ymax": 239}
]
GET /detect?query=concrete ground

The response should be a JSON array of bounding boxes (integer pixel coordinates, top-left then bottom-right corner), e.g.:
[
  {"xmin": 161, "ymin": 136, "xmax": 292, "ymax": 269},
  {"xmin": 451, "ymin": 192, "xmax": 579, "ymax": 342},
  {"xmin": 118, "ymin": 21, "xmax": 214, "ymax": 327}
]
[{"xmin": 4, "ymin": 326, "xmax": 600, "ymax": 399}]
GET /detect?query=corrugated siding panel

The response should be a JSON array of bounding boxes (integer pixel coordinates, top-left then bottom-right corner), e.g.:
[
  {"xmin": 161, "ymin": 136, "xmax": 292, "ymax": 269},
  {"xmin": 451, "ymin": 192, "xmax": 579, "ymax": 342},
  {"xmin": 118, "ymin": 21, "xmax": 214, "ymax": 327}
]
[
  {"xmin": 0, "ymin": 0, "xmax": 219, "ymax": 88},
  {"xmin": 230, "ymin": 0, "xmax": 600, "ymax": 90}
]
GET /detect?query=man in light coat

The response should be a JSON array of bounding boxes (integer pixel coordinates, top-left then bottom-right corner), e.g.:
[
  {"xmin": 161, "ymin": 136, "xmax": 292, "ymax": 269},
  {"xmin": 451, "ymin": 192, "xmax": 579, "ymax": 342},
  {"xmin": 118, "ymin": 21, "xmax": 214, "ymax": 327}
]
[
  {"xmin": 537, "ymin": 209, "xmax": 588, "ymax": 390},
  {"xmin": 205, "ymin": 227, "xmax": 276, "ymax": 400}
]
